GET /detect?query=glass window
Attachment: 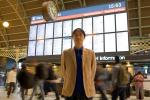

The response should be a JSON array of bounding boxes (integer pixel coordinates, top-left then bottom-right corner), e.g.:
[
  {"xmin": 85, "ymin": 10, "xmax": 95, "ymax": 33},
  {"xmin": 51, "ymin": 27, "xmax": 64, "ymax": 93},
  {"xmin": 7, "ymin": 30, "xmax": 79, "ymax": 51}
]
[
  {"xmin": 45, "ymin": 23, "xmax": 53, "ymax": 38},
  {"xmin": 63, "ymin": 20, "xmax": 72, "ymax": 37},
  {"xmin": 83, "ymin": 17, "xmax": 92, "ymax": 34},
  {"xmin": 63, "ymin": 37, "xmax": 71, "ymax": 50},
  {"xmin": 93, "ymin": 34, "xmax": 104, "ymax": 52},
  {"xmin": 104, "ymin": 14, "xmax": 115, "ymax": 33},
  {"xmin": 93, "ymin": 16, "xmax": 103, "ymax": 33},
  {"xmin": 53, "ymin": 38, "xmax": 62, "ymax": 55},
  {"xmin": 73, "ymin": 19, "xmax": 82, "ymax": 30},
  {"xmin": 116, "ymin": 13, "xmax": 127, "ymax": 31},
  {"xmin": 29, "ymin": 25, "xmax": 37, "ymax": 40},
  {"xmin": 36, "ymin": 40, "xmax": 44, "ymax": 56},
  {"xmin": 105, "ymin": 33, "xmax": 116, "ymax": 52},
  {"xmin": 117, "ymin": 32, "xmax": 129, "ymax": 51},
  {"xmin": 44, "ymin": 39, "xmax": 53, "ymax": 55},
  {"xmin": 28, "ymin": 41, "xmax": 36, "ymax": 56},
  {"xmin": 83, "ymin": 35, "xmax": 92, "ymax": 50},
  {"xmin": 37, "ymin": 24, "xmax": 45, "ymax": 40},
  {"xmin": 54, "ymin": 22, "xmax": 62, "ymax": 37}
]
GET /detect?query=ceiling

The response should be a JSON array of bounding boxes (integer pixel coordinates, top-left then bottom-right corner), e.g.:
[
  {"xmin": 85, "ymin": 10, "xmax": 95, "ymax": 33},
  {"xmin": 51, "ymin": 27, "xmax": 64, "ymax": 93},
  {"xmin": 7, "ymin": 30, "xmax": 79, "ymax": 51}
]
[{"xmin": 0, "ymin": 0, "xmax": 121, "ymax": 48}]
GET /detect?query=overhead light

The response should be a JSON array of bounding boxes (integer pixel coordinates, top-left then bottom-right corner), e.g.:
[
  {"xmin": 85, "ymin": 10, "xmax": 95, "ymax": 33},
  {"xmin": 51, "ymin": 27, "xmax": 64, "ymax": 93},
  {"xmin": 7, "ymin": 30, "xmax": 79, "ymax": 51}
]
[
  {"xmin": 53, "ymin": 64, "xmax": 57, "ymax": 69},
  {"xmin": 2, "ymin": 21, "xmax": 9, "ymax": 28},
  {"xmin": 106, "ymin": 64, "xmax": 110, "ymax": 67}
]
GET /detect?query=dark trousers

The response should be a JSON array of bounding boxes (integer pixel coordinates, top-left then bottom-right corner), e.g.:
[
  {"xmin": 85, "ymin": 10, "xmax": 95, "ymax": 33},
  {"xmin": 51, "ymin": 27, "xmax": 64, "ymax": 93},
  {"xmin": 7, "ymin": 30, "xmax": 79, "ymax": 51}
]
[
  {"xmin": 112, "ymin": 87, "xmax": 126, "ymax": 100},
  {"xmin": 65, "ymin": 90, "xmax": 92, "ymax": 100},
  {"xmin": 126, "ymin": 83, "xmax": 131, "ymax": 98},
  {"xmin": 7, "ymin": 82, "xmax": 15, "ymax": 97},
  {"xmin": 96, "ymin": 86, "xmax": 108, "ymax": 100},
  {"xmin": 44, "ymin": 82, "xmax": 60, "ymax": 100}
]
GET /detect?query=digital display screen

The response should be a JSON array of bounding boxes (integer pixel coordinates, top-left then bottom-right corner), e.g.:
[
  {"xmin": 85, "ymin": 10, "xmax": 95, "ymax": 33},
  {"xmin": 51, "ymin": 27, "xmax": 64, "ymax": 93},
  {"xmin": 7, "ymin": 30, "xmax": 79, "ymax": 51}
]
[
  {"xmin": 45, "ymin": 23, "xmax": 53, "ymax": 38},
  {"xmin": 29, "ymin": 25, "xmax": 37, "ymax": 40},
  {"xmin": 44, "ymin": 39, "xmax": 53, "ymax": 55},
  {"xmin": 28, "ymin": 41, "xmax": 36, "ymax": 56},
  {"xmin": 83, "ymin": 35, "xmax": 92, "ymax": 50},
  {"xmin": 83, "ymin": 17, "xmax": 92, "ymax": 34},
  {"xmin": 93, "ymin": 34, "xmax": 104, "ymax": 52},
  {"xmin": 53, "ymin": 38, "xmax": 62, "ymax": 55},
  {"xmin": 73, "ymin": 19, "xmax": 82, "ymax": 30},
  {"xmin": 117, "ymin": 32, "xmax": 129, "ymax": 51},
  {"xmin": 63, "ymin": 37, "xmax": 71, "ymax": 50},
  {"xmin": 28, "ymin": 11, "xmax": 129, "ymax": 56},
  {"xmin": 104, "ymin": 14, "xmax": 115, "ymax": 33},
  {"xmin": 54, "ymin": 22, "xmax": 62, "ymax": 37},
  {"xmin": 36, "ymin": 40, "xmax": 44, "ymax": 56},
  {"xmin": 116, "ymin": 13, "xmax": 127, "ymax": 31},
  {"xmin": 105, "ymin": 33, "xmax": 116, "ymax": 52},
  {"xmin": 63, "ymin": 20, "xmax": 72, "ymax": 37},
  {"xmin": 37, "ymin": 24, "xmax": 45, "ymax": 40},
  {"xmin": 93, "ymin": 16, "xmax": 103, "ymax": 33}
]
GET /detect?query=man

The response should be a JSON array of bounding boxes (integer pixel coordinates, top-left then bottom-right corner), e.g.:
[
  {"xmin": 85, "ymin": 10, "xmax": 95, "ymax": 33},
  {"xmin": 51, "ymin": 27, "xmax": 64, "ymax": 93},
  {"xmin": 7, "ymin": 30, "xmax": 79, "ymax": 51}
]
[
  {"xmin": 6, "ymin": 67, "xmax": 17, "ymax": 98},
  {"xmin": 61, "ymin": 28, "xmax": 97, "ymax": 100},
  {"xmin": 95, "ymin": 65, "xmax": 108, "ymax": 100},
  {"xmin": 111, "ymin": 56, "xmax": 128, "ymax": 100},
  {"xmin": 44, "ymin": 66, "xmax": 60, "ymax": 100},
  {"xmin": 125, "ymin": 67, "xmax": 132, "ymax": 99}
]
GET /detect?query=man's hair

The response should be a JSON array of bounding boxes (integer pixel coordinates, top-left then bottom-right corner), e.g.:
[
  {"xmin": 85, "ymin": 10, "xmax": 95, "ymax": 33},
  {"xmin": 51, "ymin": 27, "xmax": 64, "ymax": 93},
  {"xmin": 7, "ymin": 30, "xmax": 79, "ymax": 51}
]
[
  {"xmin": 115, "ymin": 56, "xmax": 120, "ymax": 63},
  {"xmin": 72, "ymin": 28, "xmax": 86, "ymax": 38}
]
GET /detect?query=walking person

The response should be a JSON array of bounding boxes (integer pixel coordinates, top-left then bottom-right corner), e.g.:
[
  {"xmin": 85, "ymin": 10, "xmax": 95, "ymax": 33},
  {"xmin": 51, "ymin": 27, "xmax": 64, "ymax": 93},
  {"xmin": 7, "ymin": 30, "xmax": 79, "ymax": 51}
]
[
  {"xmin": 111, "ymin": 56, "xmax": 128, "ymax": 100},
  {"xmin": 6, "ymin": 66, "xmax": 17, "ymax": 98},
  {"xmin": 95, "ymin": 66, "xmax": 108, "ymax": 100},
  {"xmin": 60, "ymin": 28, "xmax": 97, "ymax": 100},
  {"xmin": 133, "ymin": 71, "xmax": 144, "ymax": 100},
  {"xmin": 44, "ymin": 66, "xmax": 60, "ymax": 100},
  {"xmin": 125, "ymin": 67, "xmax": 133, "ymax": 99}
]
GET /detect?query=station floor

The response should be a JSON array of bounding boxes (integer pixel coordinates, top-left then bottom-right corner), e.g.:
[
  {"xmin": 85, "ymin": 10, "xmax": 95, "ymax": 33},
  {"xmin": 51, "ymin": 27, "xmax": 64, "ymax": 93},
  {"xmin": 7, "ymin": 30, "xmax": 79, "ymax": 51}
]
[{"xmin": 0, "ymin": 88, "xmax": 150, "ymax": 100}]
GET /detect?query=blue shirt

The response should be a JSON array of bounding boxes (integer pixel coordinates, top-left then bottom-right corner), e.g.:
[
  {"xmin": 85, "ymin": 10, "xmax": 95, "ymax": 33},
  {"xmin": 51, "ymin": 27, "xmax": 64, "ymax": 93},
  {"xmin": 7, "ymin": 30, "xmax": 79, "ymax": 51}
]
[{"xmin": 74, "ymin": 47, "xmax": 84, "ymax": 96}]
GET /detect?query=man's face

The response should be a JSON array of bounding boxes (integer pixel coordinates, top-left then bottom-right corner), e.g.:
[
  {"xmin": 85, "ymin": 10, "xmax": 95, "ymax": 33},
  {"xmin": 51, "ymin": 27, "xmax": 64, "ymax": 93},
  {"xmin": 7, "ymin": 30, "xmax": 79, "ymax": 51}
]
[{"xmin": 73, "ymin": 30, "xmax": 84, "ymax": 47}]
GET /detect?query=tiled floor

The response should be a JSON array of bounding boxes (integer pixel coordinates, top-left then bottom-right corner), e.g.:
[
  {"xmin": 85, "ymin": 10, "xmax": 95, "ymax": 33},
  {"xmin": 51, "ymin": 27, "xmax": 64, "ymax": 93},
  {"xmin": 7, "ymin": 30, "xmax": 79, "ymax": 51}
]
[{"xmin": 0, "ymin": 88, "xmax": 150, "ymax": 100}]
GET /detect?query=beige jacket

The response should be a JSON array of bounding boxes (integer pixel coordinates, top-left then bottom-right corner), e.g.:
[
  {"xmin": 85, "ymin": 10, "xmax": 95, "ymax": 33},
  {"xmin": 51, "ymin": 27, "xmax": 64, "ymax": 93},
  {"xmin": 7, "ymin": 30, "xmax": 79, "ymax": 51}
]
[{"xmin": 60, "ymin": 48, "xmax": 96, "ymax": 97}]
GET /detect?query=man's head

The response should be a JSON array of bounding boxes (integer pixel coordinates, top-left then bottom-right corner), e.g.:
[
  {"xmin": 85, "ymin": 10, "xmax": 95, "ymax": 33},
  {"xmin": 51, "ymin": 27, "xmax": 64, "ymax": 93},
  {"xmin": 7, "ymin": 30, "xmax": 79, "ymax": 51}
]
[
  {"xmin": 72, "ymin": 28, "xmax": 85, "ymax": 48},
  {"xmin": 115, "ymin": 56, "xmax": 120, "ymax": 63}
]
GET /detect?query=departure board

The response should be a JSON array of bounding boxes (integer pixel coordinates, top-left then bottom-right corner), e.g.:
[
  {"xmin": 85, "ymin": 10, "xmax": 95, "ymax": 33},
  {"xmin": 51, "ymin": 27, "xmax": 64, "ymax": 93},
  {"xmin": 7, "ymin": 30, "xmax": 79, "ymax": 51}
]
[
  {"xmin": 93, "ymin": 34, "xmax": 104, "ymax": 52},
  {"xmin": 117, "ymin": 32, "xmax": 129, "ymax": 51},
  {"xmin": 37, "ymin": 24, "xmax": 45, "ymax": 40},
  {"xmin": 53, "ymin": 38, "xmax": 62, "ymax": 55},
  {"xmin": 36, "ymin": 40, "xmax": 44, "ymax": 56},
  {"xmin": 105, "ymin": 33, "xmax": 116, "ymax": 52},
  {"xmin": 45, "ymin": 23, "xmax": 53, "ymax": 38},
  {"xmin": 28, "ymin": 41, "xmax": 36, "ymax": 56},
  {"xmin": 29, "ymin": 25, "xmax": 37, "ymax": 40},
  {"xmin": 44, "ymin": 39, "xmax": 53, "ymax": 55},
  {"xmin": 63, "ymin": 20, "xmax": 72, "ymax": 37}
]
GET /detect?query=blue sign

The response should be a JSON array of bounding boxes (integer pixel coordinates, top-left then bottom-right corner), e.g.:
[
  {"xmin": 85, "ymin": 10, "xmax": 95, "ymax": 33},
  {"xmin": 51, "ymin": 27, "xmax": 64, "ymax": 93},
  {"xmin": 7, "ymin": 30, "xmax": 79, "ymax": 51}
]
[
  {"xmin": 31, "ymin": 1, "xmax": 125, "ymax": 21},
  {"xmin": 59, "ymin": 1, "xmax": 125, "ymax": 16}
]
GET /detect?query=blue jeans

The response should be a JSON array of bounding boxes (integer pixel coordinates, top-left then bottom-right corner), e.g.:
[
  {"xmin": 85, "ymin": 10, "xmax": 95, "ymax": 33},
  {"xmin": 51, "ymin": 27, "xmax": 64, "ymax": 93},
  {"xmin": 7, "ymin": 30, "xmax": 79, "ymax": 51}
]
[{"xmin": 112, "ymin": 87, "xmax": 126, "ymax": 100}]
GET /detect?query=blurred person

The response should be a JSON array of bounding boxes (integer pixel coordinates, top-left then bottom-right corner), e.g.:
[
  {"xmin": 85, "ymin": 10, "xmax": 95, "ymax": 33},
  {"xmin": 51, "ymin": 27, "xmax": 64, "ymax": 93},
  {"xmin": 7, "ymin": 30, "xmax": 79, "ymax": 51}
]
[
  {"xmin": 61, "ymin": 28, "xmax": 97, "ymax": 100},
  {"xmin": 133, "ymin": 71, "xmax": 144, "ymax": 100},
  {"xmin": 95, "ymin": 66, "xmax": 108, "ymax": 100},
  {"xmin": 29, "ymin": 63, "xmax": 48, "ymax": 100},
  {"xmin": 6, "ymin": 66, "xmax": 17, "ymax": 98},
  {"xmin": 44, "ymin": 65, "xmax": 60, "ymax": 100},
  {"xmin": 111, "ymin": 56, "xmax": 128, "ymax": 100},
  {"xmin": 125, "ymin": 67, "xmax": 133, "ymax": 99},
  {"xmin": 17, "ymin": 63, "xmax": 48, "ymax": 100},
  {"xmin": 17, "ymin": 63, "xmax": 31, "ymax": 100}
]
